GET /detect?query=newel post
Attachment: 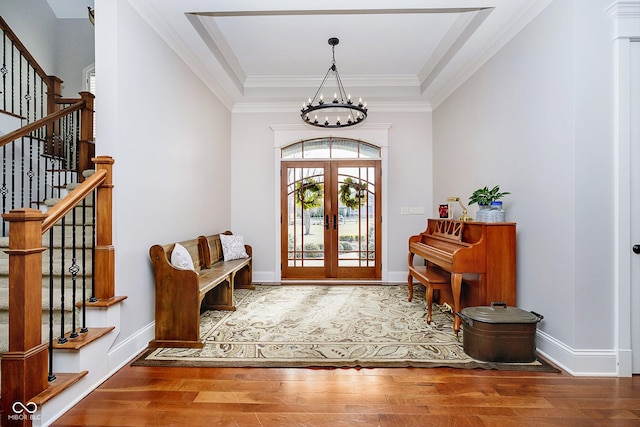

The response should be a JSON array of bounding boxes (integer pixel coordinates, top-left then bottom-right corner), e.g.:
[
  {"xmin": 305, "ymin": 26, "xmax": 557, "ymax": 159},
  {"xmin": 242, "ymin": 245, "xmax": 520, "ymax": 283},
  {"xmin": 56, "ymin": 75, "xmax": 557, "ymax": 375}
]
[
  {"xmin": 45, "ymin": 76, "xmax": 64, "ymax": 158},
  {"xmin": 78, "ymin": 92, "xmax": 95, "ymax": 181},
  {"xmin": 93, "ymin": 156, "xmax": 115, "ymax": 300},
  {"xmin": 1, "ymin": 209, "xmax": 49, "ymax": 426}
]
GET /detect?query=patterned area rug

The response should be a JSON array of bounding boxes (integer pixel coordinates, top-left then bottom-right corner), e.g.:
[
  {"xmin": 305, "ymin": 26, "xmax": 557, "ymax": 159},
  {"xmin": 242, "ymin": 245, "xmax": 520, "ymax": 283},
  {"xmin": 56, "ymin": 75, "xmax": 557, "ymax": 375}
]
[{"xmin": 133, "ymin": 285, "xmax": 558, "ymax": 371}]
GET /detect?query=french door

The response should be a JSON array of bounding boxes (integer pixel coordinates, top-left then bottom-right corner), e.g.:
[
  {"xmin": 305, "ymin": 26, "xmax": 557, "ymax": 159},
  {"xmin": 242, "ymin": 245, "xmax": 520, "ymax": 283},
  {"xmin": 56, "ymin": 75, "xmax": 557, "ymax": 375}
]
[{"xmin": 281, "ymin": 160, "xmax": 381, "ymax": 280}]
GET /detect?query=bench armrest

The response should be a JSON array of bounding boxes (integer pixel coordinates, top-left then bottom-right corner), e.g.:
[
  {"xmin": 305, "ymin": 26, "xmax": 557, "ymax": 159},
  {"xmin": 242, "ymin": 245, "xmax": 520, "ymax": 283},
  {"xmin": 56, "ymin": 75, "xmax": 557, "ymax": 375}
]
[{"xmin": 149, "ymin": 244, "xmax": 200, "ymax": 293}]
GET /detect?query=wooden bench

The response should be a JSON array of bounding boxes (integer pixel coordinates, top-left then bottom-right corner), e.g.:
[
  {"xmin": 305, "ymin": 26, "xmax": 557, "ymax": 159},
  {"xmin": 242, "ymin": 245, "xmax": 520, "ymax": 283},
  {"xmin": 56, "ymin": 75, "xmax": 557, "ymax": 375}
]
[
  {"xmin": 148, "ymin": 231, "xmax": 253, "ymax": 348},
  {"xmin": 408, "ymin": 263, "xmax": 451, "ymax": 325}
]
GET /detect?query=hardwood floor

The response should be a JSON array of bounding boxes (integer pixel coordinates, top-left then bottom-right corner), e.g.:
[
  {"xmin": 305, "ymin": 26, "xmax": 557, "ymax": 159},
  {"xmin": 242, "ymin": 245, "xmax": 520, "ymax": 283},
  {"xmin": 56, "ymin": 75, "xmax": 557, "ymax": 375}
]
[{"xmin": 52, "ymin": 358, "xmax": 640, "ymax": 426}]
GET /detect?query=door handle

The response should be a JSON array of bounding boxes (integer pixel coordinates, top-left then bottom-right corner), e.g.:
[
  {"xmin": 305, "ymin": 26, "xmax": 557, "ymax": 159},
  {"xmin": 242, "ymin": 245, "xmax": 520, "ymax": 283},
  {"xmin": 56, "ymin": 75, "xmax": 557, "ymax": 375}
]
[
  {"xmin": 325, "ymin": 215, "xmax": 329, "ymax": 230},
  {"xmin": 333, "ymin": 215, "xmax": 337, "ymax": 230},
  {"xmin": 633, "ymin": 244, "xmax": 640, "ymax": 254}
]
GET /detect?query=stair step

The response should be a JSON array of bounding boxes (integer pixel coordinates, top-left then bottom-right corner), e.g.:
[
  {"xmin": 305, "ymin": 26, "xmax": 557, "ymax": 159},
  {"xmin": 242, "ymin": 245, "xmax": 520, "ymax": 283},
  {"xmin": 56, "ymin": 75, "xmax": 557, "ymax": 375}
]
[
  {"xmin": 53, "ymin": 327, "xmax": 115, "ymax": 350},
  {"xmin": 0, "ymin": 315, "xmax": 79, "ymax": 354},
  {"xmin": 80, "ymin": 295, "xmax": 128, "ymax": 308},
  {"xmin": 31, "ymin": 371, "xmax": 89, "ymax": 407}
]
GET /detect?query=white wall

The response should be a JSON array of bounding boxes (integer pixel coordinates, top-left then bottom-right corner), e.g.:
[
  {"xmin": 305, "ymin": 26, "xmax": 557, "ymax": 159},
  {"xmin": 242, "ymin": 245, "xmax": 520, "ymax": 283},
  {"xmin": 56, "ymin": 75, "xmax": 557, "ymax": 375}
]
[
  {"xmin": 56, "ymin": 18, "xmax": 95, "ymax": 97},
  {"xmin": 385, "ymin": 112, "xmax": 433, "ymax": 278},
  {"xmin": 230, "ymin": 109, "xmax": 432, "ymax": 282},
  {"xmin": 433, "ymin": 0, "xmax": 616, "ymax": 373},
  {"xmin": 96, "ymin": 0, "xmax": 232, "ymax": 351}
]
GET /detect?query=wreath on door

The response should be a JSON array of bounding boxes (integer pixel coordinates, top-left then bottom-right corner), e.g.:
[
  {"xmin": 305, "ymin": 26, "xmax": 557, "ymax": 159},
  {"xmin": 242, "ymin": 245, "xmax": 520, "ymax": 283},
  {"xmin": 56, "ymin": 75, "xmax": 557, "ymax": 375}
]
[
  {"xmin": 295, "ymin": 178, "xmax": 323, "ymax": 209},
  {"xmin": 339, "ymin": 177, "xmax": 368, "ymax": 210}
]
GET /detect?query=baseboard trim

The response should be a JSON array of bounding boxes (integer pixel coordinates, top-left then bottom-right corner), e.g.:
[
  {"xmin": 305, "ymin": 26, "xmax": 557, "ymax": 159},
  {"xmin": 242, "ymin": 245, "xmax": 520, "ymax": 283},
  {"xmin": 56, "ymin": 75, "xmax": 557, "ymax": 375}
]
[{"xmin": 536, "ymin": 329, "xmax": 621, "ymax": 376}]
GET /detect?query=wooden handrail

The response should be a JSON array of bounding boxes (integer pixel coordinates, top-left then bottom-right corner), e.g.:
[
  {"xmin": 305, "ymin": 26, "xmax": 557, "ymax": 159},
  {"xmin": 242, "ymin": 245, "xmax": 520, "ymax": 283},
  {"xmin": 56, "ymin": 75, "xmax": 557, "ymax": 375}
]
[
  {"xmin": 0, "ymin": 16, "xmax": 52, "ymax": 87},
  {"xmin": 0, "ymin": 100, "xmax": 85, "ymax": 148},
  {"xmin": 42, "ymin": 169, "xmax": 107, "ymax": 233}
]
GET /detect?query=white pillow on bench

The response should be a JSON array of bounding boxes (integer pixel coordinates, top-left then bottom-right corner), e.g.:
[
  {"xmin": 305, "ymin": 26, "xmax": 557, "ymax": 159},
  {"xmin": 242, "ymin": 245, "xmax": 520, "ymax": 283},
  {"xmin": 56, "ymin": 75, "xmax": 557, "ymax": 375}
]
[
  {"xmin": 171, "ymin": 243, "xmax": 195, "ymax": 270},
  {"xmin": 219, "ymin": 234, "xmax": 249, "ymax": 261}
]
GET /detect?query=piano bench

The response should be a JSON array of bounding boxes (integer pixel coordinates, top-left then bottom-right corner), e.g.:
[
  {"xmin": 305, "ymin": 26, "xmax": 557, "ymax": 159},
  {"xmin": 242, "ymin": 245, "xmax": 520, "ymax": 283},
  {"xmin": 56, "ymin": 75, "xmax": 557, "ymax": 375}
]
[{"xmin": 408, "ymin": 265, "xmax": 451, "ymax": 324}]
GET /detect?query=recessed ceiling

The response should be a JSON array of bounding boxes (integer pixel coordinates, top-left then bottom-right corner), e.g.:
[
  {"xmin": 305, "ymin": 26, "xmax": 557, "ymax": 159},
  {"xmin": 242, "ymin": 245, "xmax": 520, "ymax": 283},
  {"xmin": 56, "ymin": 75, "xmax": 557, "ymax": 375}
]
[{"xmin": 51, "ymin": 0, "xmax": 554, "ymax": 111}]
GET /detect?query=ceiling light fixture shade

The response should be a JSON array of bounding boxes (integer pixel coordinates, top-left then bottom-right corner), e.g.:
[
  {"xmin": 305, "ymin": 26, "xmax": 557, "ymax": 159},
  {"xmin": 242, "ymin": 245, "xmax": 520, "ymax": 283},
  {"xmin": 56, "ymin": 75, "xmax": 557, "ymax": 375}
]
[{"xmin": 301, "ymin": 38, "xmax": 367, "ymax": 128}]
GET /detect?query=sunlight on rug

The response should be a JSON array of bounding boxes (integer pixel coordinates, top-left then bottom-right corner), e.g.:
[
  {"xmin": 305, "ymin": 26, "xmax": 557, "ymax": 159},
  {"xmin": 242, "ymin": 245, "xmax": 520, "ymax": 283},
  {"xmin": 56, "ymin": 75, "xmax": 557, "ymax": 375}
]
[{"xmin": 133, "ymin": 285, "xmax": 558, "ymax": 372}]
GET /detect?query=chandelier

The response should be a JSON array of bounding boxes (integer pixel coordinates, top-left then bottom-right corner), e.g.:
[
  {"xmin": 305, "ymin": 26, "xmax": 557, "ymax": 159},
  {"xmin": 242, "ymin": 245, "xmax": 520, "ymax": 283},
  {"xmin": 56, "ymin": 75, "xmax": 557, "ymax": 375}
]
[{"xmin": 301, "ymin": 38, "xmax": 367, "ymax": 128}]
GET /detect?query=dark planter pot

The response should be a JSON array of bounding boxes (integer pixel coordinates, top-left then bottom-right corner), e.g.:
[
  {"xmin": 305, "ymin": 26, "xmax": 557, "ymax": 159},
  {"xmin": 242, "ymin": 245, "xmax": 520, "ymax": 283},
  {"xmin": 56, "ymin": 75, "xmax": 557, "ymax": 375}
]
[{"xmin": 457, "ymin": 302, "xmax": 543, "ymax": 363}]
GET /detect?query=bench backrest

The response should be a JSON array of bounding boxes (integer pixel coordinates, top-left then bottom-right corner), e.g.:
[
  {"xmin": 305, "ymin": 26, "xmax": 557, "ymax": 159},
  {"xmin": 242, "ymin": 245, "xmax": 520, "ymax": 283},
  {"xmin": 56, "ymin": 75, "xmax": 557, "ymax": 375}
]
[
  {"xmin": 150, "ymin": 231, "xmax": 245, "ymax": 274},
  {"xmin": 198, "ymin": 231, "xmax": 231, "ymax": 269}
]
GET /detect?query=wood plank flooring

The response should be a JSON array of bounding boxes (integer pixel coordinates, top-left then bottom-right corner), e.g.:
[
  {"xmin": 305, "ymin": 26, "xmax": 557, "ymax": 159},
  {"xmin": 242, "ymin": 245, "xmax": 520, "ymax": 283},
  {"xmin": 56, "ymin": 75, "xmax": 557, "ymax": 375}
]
[{"xmin": 52, "ymin": 359, "xmax": 640, "ymax": 426}]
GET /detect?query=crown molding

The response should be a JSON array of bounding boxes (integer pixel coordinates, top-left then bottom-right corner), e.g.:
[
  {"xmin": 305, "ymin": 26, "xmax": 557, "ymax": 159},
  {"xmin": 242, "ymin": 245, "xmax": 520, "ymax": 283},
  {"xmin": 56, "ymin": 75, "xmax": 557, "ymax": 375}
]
[
  {"xmin": 128, "ymin": 0, "xmax": 237, "ymax": 110},
  {"xmin": 607, "ymin": 0, "xmax": 640, "ymax": 39},
  {"xmin": 244, "ymin": 74, "xmax": 419, "ymax": 88},
  {"xmin": 233, "ymin": 100, "xmax": 431, "ymax": 114}
]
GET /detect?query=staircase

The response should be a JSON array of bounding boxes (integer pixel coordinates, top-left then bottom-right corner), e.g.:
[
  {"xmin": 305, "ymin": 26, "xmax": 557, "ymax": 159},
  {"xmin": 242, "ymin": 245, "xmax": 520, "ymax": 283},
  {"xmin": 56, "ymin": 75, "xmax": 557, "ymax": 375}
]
[
  {"xmin": 0, "ymin": 17, "xmax": 127, "ymax": 426},
  {"xmin": 0, "ymin": 157, "xmax": 123, "ymax": 426},
  {"xmin": 0, "ymin": 177, "xmax": 95, "ymax": 356}
]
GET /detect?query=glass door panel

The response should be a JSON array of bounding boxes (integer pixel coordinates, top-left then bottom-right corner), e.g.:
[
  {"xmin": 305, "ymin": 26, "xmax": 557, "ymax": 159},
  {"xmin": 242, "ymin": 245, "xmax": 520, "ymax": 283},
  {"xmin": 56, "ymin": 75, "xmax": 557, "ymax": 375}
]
[
  {"xmin": 281, "ymin": 162, "xmax": 329, "ymax": 279},
  {"xmin": 335, "ymin": 162, "xmax": 380, "ymax": 279}
]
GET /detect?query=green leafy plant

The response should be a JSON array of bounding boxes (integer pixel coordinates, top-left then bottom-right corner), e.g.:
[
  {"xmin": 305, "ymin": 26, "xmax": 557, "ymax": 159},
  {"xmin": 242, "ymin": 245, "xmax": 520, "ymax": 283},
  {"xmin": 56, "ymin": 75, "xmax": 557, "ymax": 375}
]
[
  {"xmin": 468, "ymin": 185, "xmax": 510, "ymax": 206},
  {"xmin": 295, "ymin": 178, "xmax": 323, "ymax": 235},
  {"xmin": 295, "ymin": 178, "xmax": 323, "ymax": 209},
  {"xmin": 339, "ymin": 177, "xmax": 368, "ymax": 210}
]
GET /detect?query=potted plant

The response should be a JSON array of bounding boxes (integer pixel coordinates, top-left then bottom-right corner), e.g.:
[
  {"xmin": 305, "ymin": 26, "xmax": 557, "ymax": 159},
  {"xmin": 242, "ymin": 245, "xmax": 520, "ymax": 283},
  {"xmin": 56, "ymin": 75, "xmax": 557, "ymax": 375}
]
[{"xmin": 469, "ymin": 185, "xmax": 510, "ymax": 222}]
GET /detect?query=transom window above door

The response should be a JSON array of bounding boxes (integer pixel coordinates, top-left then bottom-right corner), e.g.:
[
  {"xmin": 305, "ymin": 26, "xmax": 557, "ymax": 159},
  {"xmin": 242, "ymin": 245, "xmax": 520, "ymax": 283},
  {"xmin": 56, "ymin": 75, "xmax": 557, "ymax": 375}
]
[{"xmin": 281, "ymin": 138, "xmax": 380, "ymax": 159}]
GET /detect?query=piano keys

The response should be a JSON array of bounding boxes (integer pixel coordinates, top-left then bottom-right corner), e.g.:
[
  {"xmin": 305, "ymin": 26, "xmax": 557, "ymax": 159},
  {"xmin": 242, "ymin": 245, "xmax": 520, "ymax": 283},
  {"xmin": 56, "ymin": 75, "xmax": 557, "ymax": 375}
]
[{"xmin": 407, "ymin": 219, "xmax": 516, "ymax": 334}]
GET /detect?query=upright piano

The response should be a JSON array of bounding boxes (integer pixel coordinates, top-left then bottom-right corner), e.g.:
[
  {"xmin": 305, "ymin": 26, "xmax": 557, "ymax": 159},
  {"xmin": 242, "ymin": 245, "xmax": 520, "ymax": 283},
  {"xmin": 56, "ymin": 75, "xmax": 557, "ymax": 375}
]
[{"xmin": 407, "ymin": 219, "xmax": 516, "ymax": 334}]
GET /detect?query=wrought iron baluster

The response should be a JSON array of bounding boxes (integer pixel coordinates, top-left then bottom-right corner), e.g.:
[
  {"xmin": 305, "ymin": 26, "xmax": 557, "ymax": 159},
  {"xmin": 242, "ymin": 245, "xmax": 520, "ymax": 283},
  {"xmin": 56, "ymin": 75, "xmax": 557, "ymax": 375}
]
[
  {"xmin": 10, "ymin": 40, "xmax": 14, "ymax": 113},
  {"xmin": 48, "ymin": 228, "xmax": 56, "ymax": 382},
  {"xmin": 47, "ymin": 155, "xmax": 53, "ymax": 203},
  {"xmin": 58, "ymin": 214, "xmax": 67, "ymax": 345},
  {"xmin": 56, "ymin": 116, "xmax": 62, "ymax": 198},
  {"xmin": 20, "ymin": 135, "xmax": 25, "ymax": 209},
  {"xmin": 39, "ymin": 73, "xmax": 44, "ymax": 121},
  {"xmin": 25, "ymin": 57, "xmax": 30, "ymax": 122},
  {"xmin": 90, "ymin": 188, "xmax": 97, "ymax": 302},
  {"xmin": 69, "ymin": 203, "xmax": 79, "ymax": 338},
  {"xmin": 1, "ymin": 145, "xmax": 6, "ymax": 235},
  {"xmin": 80, "ymin": 196, "xmax": 88, "ymax": 333},
  {"xmin": 1, "ymin": 32, "xmax": 6, "ymax": 111},
  {"xmin": 28, "ymin": 136, "xmax": 34, "ymax": 209},
  {"xmin": 73, "ymin": 110, "xmax": 80, "ymax": 172},
  {"xmin": 10, "ymin": 134, "xmax": 15, "ymax": 211},
  {"xmin": 36, "ymin": 130, "xmax": 42, "ymax": 209},
  {"xmin": 18, "ymin": 51, "xmax": 22, "ymax": 118}
]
